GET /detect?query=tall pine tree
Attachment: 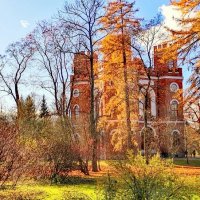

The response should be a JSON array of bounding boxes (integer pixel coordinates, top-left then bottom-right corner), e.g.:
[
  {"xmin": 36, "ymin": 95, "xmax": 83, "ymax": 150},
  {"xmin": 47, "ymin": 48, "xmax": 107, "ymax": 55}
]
[{"xmin": 40, "ymin": 95, "xmax": 49, "ymax": 118}]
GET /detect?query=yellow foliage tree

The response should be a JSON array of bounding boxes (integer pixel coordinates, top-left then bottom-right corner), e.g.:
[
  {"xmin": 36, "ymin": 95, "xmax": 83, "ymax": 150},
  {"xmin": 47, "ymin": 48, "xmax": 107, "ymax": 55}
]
[
  {"xmin": 164, "ymin": 0, "xmax": 200, "ymax": 127},
  {"xmin": 100, "ymin": 0, "xmax": 140, "ymax": 151},
  {"xmin": 166, "ymin": 0, "xmax": 200, "ymax": 68}
]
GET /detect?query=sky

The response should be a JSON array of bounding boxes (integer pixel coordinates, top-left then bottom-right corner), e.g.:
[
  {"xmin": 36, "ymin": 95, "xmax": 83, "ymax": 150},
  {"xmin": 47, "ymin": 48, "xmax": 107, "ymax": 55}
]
[
  {"xmin": 0, "ymin": 0, "xmax": 65, "ymax": 54},
  {"xmin": 0, "ymin": 0, "xmax": 191, "ymax": 110},
  {"xmin": 0, "ymin": 0, "xmax": 171, "ymax": 54}
]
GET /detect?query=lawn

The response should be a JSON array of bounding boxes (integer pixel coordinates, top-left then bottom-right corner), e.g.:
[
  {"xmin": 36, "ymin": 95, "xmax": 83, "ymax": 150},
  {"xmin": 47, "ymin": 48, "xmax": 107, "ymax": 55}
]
[
  {"xmin": 173, "ymin": 158, "xmax": 200, "ymax": 167},
  {"xmin": 0, "ymin": 180, "xmax": 98, "ymax": 200},
  {"xmin": 0, "ymin": 159, "xmax": 200, "ymax": 200}
]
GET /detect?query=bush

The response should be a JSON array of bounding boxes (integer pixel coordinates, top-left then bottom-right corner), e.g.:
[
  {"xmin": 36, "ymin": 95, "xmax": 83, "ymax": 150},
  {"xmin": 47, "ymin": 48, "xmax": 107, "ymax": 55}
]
[
  {"xmin": 101, "ymin": 152, "xmax": 200, "ymax": 200},
  {"xmin": 0, "ymin": 121, "xmax": 27, "ymax": 188},
  {"xmin": 21, "ymin": 116, "xmax": 89, "ymax": 183}
]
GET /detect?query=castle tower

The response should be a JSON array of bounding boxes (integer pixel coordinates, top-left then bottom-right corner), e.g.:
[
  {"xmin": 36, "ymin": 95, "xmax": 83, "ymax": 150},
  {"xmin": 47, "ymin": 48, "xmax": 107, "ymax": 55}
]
[
  {"xmin": 133, "ymin": 43, "xmax": 184, "ymax": 157},
  {"xmin": 153, "ymin": 43, "xmax": 183, "ymax": 121},
  {"xmin": 70, "ymin": 52, "xmax": 91, "ymax": 141},
  {"xmin": 143, "ymin": 43, "xmax": 184, "ymax": 156}
]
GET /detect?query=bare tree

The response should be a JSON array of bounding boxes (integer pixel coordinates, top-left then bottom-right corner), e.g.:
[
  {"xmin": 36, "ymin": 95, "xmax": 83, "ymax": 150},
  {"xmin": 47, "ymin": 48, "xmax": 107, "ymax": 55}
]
[
  {"xmin": 59, "ymin": 0, "xmax": 105, "ymax": 172},
  {"xmin": 0, "ymin": 37, "xmax": 35, "ymax": 118},
  {"xmin": 130, "ymin": 17, "xmax": 168, "ymax": 163},
  {"xmin": 31, "ymin": 21, "xmax": 74, "ymax": 117}
]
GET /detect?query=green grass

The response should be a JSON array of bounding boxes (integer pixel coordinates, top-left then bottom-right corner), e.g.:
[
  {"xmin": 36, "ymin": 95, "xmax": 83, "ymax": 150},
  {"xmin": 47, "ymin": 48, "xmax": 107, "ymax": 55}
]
[
  {"xmin": 0, "ymin": 176, "xmax": 99, "ymax": 200},
  {"xmin": 0, "ymin": 183, "xmax": 98, "ymax": 200},
  {"xmin": 1, "ymin": 159, "xmax": 200, "ymax": 200},
  {"xmin": 174, "ymin": 158, "xmax": 200, "ymax": 167},
  {"xmin": 1, "ymin": 172, "xmax": 199, "ymax": 200},
  {"xmin": 22, "ymin": 184, "xmax": 96, "ymax": 200}
]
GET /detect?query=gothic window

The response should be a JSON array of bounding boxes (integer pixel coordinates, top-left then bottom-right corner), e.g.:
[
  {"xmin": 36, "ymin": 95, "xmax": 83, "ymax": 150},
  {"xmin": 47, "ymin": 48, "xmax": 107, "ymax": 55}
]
[
  {"xmin": 74, "ymin": 105, "xmax": 80, "ymax": 118},
  {"xmin": 139, "ymin": 87, "xmax": 156, "ymax": 118},
  {"xmin": 146, "ymin": 95, "xmax": 151, "ymax": 119},
  {"xmin": 172, "ymin": 130, "xmax": 181, "ymax": 147},
  {"xmin": 73, "ymin": 89, "xmax": 79, "ymax": 97},
  {"xmin": 170, "ymin": 82, "xmax": 179, "ymax": 93},
  {"xmin": 171, "ymin": 99, "xmax": 178, "ymax": 118}
]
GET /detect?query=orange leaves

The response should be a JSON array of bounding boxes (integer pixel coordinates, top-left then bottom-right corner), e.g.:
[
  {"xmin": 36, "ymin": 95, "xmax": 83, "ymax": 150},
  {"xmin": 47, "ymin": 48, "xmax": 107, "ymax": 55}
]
[
  {"xmin": 168, "ymin": 1, "xmax": 200, "ymax": 104},
  {"xmin": 171, "ymin": 0, "xmax": 200, "ymax": 13},
  {"xmin": 163, "ymin": 0, "xmax": 200, "ymax": 70},
  {"xmin": 100, "ymin": 0, "xmax": 140, "ymax": 32}
]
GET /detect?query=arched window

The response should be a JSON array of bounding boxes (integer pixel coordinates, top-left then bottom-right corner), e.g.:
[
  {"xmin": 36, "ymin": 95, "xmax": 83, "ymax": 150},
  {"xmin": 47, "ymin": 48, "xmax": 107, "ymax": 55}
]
[
  {"xmin": 74, "ymin": 105, "xmax": 80, "ymax": 118},
  {"xmin": 170, "ymin": 99, "xmax": 179, "ymax": 118},
  {"xmin": 146, "ymin": 95, "xmax": 152, "ymax": 118},
  {"xmin": 141, "ymin": 127, "xmax": 155, "ymax": 151},
  {"xmin": 172, "ymin": 130, "xmax": 181, "ymax": 147},
  {"xmin": 139, "ymin": 87, "xmax": 156, "ymax": 118},
  {"xmin": 73, "ymin": 89, "xmax": 79, "ymax": 97}
]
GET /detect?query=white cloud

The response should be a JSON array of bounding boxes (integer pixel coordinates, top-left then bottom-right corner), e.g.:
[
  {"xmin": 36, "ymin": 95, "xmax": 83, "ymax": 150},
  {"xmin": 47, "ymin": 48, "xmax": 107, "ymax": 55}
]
[
  {"xmin": 20, "ymin": 20, "xmax": 30, "ymax": 28},
  {"xmin": 160, "ymin": 4, "xmax": 196, "ymax": 31},
  {"xmin": 159, "ymin": 5, "xmax": 182, "ymax": 31}
]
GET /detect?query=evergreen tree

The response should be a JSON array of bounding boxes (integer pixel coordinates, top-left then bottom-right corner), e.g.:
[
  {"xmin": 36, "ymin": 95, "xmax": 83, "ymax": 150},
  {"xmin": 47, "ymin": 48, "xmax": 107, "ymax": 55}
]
[{"xmin": 40, "ymin": 95, "xmax": 49, "ymax": 118}]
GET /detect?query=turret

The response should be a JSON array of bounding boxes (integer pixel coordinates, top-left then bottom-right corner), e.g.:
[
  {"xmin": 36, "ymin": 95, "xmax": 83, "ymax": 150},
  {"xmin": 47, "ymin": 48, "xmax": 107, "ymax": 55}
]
[{"xmin": 154, "ymin": 43, "xmax": 178, "ymax": 72}]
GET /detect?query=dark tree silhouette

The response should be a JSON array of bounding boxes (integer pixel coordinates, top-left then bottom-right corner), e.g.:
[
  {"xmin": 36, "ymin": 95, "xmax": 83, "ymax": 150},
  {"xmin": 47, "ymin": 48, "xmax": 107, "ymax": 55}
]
[{"xmin": 40, "ymin": 95, "xmax": 49, "ymax": 118}]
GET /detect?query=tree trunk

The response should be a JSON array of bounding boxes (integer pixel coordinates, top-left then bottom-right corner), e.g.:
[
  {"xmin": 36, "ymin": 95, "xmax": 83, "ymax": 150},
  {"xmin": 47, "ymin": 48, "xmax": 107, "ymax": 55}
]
[
  {"xmin": 120, "ymin": 8, "xmax": 132, "ymax": 150},
  {"xmin": 144, "ymin": 93, "xmax": 149, "ymax": 164},
  {"xmin": 122, "ymin": 48, "xmax": 132, "ymax": 149},
  {"xmin": 143, "ymin": 71, "xmax": 152, "ymax": 165},
  {"xmin": 90, "ymin": 50, "xmax": 98, "ymax": 172},
  {"xmin": 92, "ymin": 137, "xmax": 98, "ymax": 172}
]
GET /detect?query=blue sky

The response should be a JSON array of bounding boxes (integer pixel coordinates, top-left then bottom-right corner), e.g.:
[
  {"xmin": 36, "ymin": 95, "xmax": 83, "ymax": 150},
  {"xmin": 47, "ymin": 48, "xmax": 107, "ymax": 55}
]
[
  {"xmin": 0, "ymin": 0, "xmax": 191, "ymax": 110},
  {"xmin": 0, "ymin": 0, "xmax": 65, "ymax": 53},
  {"xmin": 0, "ymin": 0, "xmax": 170, "ymax": 54}
]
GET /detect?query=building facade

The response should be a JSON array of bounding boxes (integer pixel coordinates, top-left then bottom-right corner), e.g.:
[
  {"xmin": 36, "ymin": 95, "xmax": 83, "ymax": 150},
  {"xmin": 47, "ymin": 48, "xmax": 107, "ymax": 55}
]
[{"xmin": 70, "ymin": 44, "xmax": 185, "ymax": 158}]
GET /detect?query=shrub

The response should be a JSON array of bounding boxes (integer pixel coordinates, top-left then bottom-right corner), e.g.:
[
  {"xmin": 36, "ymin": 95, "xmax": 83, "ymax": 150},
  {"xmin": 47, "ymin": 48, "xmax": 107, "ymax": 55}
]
[
  {"xmin": 0, "ymin": 121, "xmax": 28, "ymax": 188},
  {"xmin": 21, "ymin": 116, "xmax": 89, "ymax": 183},
  {"xmin": 101, "ymin": 152, "xmax": 200, "ymax": 200}
]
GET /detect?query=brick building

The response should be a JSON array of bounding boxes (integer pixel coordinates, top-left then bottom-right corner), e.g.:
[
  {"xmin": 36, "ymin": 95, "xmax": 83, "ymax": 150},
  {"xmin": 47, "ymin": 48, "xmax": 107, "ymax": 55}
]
[{"xmin": 70, "ymin": 44, "xmax": 185, "ymax": 158}]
